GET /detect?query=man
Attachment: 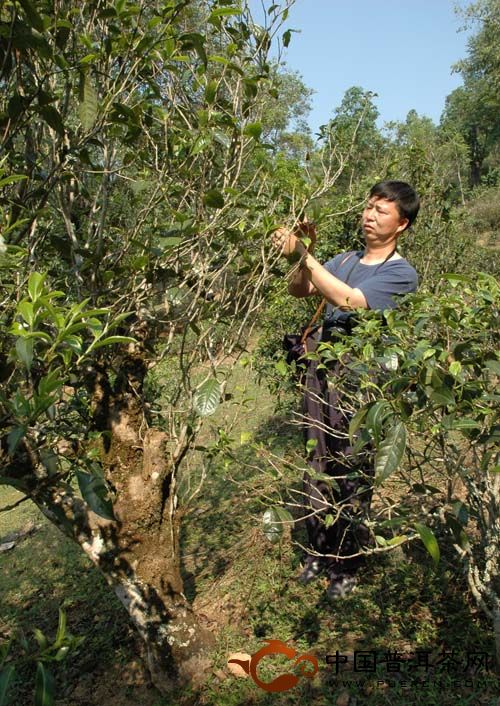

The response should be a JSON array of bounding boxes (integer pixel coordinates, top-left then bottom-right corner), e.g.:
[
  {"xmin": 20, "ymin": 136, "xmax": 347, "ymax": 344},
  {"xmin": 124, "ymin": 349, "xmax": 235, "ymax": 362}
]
[{"xmin": 272, "ymin": 180, "xmax": 420, "ymax": 598}]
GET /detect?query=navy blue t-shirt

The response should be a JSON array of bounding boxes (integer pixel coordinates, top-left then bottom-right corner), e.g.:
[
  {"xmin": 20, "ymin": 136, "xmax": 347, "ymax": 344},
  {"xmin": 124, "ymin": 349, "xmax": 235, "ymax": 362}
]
[{"xmin": 323, "ymin": 250, "xmax": 418, "ymax": 327}]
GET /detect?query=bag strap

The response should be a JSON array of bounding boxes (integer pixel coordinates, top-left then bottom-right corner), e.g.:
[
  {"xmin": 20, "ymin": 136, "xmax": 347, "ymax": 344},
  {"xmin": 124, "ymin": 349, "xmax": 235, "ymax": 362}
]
[
  {"xmin": 300, "ymin": 298, "xmax": 326, "ymax": 351},
  {"xmin": 299, "ymin": 252, "xmax": 356, "ymax": 350},
  {"xmin": 299, "ymin": 248, "xmax": 397, "ymax": 351}
]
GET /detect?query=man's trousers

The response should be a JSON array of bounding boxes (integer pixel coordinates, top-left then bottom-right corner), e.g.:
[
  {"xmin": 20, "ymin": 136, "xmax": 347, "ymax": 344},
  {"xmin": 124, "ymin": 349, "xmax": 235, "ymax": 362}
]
[{"xmin": 300, "ymin": 348, "xmax": 374, "ymax": 578}]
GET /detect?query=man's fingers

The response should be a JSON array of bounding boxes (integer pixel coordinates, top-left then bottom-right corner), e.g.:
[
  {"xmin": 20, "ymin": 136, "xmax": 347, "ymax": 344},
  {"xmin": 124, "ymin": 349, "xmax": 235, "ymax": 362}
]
[
  {"xmin": 271, "ymin": 228, "xmax": 290, "ymax": 253},
  {"xmin": 297, "ymin": 220, "xmax": 316, "ymax": 241}
]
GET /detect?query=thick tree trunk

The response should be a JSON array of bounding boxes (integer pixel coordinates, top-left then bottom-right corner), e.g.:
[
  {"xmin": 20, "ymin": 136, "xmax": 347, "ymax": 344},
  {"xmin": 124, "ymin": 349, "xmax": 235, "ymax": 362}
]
[
  {"xmin": 469, "ymin": 124, "xmax": 484, "ymax": 187},
  {"xmin": 35, "ymin": 480, "xmax": 213, "ymax": 692},
  {"xmin": 93, "ymin": 353, "xmax": 213, "ymax": 689},
  {"xmin": 32, "ymin": 353, "xmax": 214, "ymax": 693}
]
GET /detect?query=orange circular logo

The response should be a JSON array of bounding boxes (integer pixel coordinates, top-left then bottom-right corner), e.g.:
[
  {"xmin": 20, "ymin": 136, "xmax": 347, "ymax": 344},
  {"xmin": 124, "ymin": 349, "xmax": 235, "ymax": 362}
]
[{"xmin": 228, "ymin": 639, "xmax": 319, "ymax": 693}]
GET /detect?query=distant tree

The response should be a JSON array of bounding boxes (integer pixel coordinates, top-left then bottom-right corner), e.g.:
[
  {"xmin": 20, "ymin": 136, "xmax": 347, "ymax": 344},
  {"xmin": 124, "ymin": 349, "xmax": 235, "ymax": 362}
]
[
  {"xmin": 304, "ymin": 87, "xmax": 386, "ymax": 247},
  {"xmin": 441, "ymin": 0, "xmax": 500, "ymax": 185},
  {"xmin": 261, "ymin": 65, "xmax": 314, "ymax": 158}
]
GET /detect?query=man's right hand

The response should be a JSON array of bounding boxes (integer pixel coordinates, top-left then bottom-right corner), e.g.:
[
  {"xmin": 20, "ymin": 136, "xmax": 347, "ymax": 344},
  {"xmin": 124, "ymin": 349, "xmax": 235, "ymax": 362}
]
[
  {"xmin": 271, "ymin": 227, "xmax": 301, "ymax": 257},
  {"xmin": 296, "ymin": 216, "xmax": 317, "ymax": 251},
  {"xmin": 272, "ymin": 218, "xmax": 317, "ymax": 258}
]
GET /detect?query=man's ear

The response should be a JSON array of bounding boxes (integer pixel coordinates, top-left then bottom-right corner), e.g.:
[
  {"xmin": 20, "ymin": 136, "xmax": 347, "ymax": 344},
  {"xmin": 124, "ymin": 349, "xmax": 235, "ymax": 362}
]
[{"xmin": 397, "ymin": 218, "xmax": 410, "ymax": 235}]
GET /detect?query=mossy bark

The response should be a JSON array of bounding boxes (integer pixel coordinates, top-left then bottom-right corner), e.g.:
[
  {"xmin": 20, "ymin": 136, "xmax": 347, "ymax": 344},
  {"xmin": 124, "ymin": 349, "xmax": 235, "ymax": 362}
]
[{"xmin": 32, "ymin": 352, "xmax": 214, "ymax": 693}]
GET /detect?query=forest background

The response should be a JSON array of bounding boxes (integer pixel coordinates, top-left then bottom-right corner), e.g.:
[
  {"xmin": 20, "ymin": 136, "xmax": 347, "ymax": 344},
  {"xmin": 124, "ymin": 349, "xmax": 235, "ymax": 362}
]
[{"xmin": 0, "ymin": 0, "xmax": 499, "ymax": 705}]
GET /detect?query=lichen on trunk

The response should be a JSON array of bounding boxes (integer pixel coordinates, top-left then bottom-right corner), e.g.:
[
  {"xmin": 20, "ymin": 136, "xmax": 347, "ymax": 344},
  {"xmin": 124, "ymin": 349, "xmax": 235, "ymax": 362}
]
[{"xmin": 95, "ymin": 352, "xmax": 213, "ymax": 687}]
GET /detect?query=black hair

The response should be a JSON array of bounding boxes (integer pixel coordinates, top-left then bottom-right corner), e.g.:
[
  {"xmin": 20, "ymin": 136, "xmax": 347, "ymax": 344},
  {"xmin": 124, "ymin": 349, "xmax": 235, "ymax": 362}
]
[{"xmin": 369, "ymin": 181, "xmax": 420, "ymax": 230}]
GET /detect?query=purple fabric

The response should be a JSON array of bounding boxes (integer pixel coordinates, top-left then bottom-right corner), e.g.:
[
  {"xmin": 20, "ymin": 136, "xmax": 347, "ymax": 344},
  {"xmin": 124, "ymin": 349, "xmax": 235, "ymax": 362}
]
[{"xmin": 300, "ymin": 334, "xmax": 373, "ymax": 577}]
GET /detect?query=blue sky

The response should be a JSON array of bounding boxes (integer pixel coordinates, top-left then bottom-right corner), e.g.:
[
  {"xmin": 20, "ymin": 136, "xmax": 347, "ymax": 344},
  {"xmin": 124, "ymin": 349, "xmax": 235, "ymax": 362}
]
[{"xmin": 250, "ymin": 0, "xmax": 472, "ymax": 135}]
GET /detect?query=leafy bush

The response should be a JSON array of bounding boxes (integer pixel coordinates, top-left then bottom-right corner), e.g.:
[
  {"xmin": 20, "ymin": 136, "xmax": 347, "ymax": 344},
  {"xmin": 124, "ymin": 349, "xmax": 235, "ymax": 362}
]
[
  {"xmin": 309, "ymin": 273, "xmax": 500, "ymax": 663},
  {"xmin": 0, "ymin": 608, "xmax": 83, "ymax": 706}
]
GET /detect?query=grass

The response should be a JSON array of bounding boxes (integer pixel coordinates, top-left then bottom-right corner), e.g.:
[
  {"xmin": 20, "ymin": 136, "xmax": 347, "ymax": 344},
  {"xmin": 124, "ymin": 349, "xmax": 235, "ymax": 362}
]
[{"xmin": 0, "ymin": 351, "xmax": 498, "ymax": 706}]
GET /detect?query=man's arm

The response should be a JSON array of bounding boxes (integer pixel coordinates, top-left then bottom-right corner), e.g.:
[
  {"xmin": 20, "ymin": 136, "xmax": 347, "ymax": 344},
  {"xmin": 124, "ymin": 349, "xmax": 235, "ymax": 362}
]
[
  {"xmin": 288, "ymin": 261, "xmax": 318, "ymax": 297},
  {"xmin": 300, "ymin": 249, "xmax": 367, "ymax": 309},
  {"xmin": 272, "ymin": 227, "xmax": 367, "ymax": 309}
]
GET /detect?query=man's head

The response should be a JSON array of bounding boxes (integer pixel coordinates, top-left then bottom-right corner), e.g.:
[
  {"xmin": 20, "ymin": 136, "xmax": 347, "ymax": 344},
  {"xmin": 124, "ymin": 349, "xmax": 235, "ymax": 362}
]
[{"xmin": 368, "ymin": 181, "xmax": 420, "ymax": 231}]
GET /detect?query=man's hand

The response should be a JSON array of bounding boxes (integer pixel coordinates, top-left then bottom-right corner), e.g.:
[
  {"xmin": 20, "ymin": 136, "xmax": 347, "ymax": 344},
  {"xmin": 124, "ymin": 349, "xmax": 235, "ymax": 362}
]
[
  {"xmin": 271, "ymin": 218, "xmax": 316, "ymax": 258},
  {"xmin": 271, "ymin": 227, "xmax": 303, "ymax": 258},
  {"xmin": 296, "ymin": 216, "xmax": 317, "ymax": 250}
]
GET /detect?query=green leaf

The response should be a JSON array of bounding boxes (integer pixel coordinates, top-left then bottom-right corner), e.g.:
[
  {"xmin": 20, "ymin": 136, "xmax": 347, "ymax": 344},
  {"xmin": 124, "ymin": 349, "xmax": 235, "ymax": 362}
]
[
  {"xmin": 366, "ymin": 400, "xmax": 392, "ymax": 446},
  {"xmin": 203, "ymin": 189, "xmax": 225, "ymax": 209},
  {"xmin": 111, "ymin": 101, "xmax": 137, "ymax": 124},
  {"xmin": 33, "ymin": 628, "xmax": 48, "ymax": 650},
  {"xmin": 382, "ymin": 352, "xmax": 399, "ymax": 371},
  {"xmin": 76, "ymin": 471, "xmax": 115, "ymax": 520},
  {"xmin": 414, "ymin": 523, "xmax": 440, "ymax": 566},
  {"xmin": 0, "ymin": 173, "xmax": 28, "ymax": 187},
  {"xmin": 193, "ymin": 378, "xmax": 222, "ymax": 416},
  {"xmin": 274, "ymin": 359, "xmax": 288, "ymax": 376},
  {"xmin": 78, "ymin": 72, "xmax": 98, "ymax": 132},
  {"xmin": 40, "ymin": 449, "xmax": 58, "ymax": 475},
  {"xmin": 0, "ymin": 665, "xmax": 15, "ymax": 706},
  {"xmin": 79, "ymin": 53, "xmax": 99, "ymax": 65},
  {"xmin": 15, "ymin": 338, "xmax": 34, "ymax": 369},
  {"xmin": 34, "ymin": 662, "xmax": 55, "ymax": 706},
  {"xmin": 204, "ymin": 80, "xmax": 218, "ymax": 104},
  {"xmin": 7, "ymin": 93, "xmax": 29, "ymax": 120},
  {"xmin": 352, "ymin": 427, "xmax": 371, "ymax": 454},
  {"xmin": 451, "ymin": 500, "xmax": 469, "ymax": 526},
  {"xmin": 54, "ymin": 53, "xmax": 70, "ymax": 70},
  {"xmin": 306, "ymin": 470, "xmax": 340, "ymax": 491},
  {"xmin": 484, "ymin": 359, "xmax": 500, "ymax": 375},
  {"xmin": 210, "ymin": 6, "xmax": 241, "ymax": 18},
  {"xmin": 91, "ymin": 335, "xmax": 136, "ymax": 351},
  {"xmin": 446, "ymin": 515, "xmax": 470, "ymax": 551},
  {"xmin": 443, "ymin": 274, "xmax": 471, "ymax": 287},
  {"xmin": 306, "ymin": 438, "xmax": 317, "ymax": 454},
  {"xmin": 28, "ymin": 272, "xmax": 45, "ymax": 302},
  {"xmin": 18, "ymin": 0, "xmax": 44, "ymax": 32},
  {"xmin": 411, "ymin": 483, "xmax": 440, "ymax": 495},
  {"xmin": 386, "ymin": 535, "xmax": 408, "ymax": 546},
  {"xmin": 448, "ymin": 418, "xmax": 481, "ymax": 431},
  {"xmin": 348, "ymin": 406, "xmax": 368, "ymax": 444},
  {"xmin": 39, "ymin": 107, "xmax": 65, "ymax": 136},
  {"xmin": 449, "ymin": 361, "xmax": 462, "ymax": 377},
  {"xmin": 375, "ymin": 422, "xmax": 406, "ymax": 485},
  {"xmin": 422, "ymin": 348, "xmax": 437, "ymax": 360},
  {"xmin": 0, "ymin": 475, "xmax": 27, "ymax": 490},
  {"xmin": 54, "ymin": 646, "xmax": 70, "ymax": 662},
  {"xmin": 430, "ymin": 385, "xmax": 455, "ymax": 407},
  {"xmin": 273, "ymin": 507, "xmax": 293, "ymax": 524},
  {"xmin": 18, "ymin": 300, "xmax": 34, "ymax": 326},
  {"xmin": 157, "ymin": 236, "xmax": 182, "ymax": 249},
  {"xmin": 55, "ymin": 608, "xmax": 67, "ymax": 648},
  {"xmin": 243, "ymin": 122, "xmax": 262, "ymax": 139},
  {"xmin": 191, "ymin": 133, "xmax": 212, "ymax": 156},
  {"xmin": 180, "ymin": 32, "xmax": 207, "ymax": 65},
  {"xmin": 262, "ymin": 507, "xmax": 286, "ymax": 544},
  {"xmin": 240, "ymin": 431, "xmax": 252, "ymax": 445}
]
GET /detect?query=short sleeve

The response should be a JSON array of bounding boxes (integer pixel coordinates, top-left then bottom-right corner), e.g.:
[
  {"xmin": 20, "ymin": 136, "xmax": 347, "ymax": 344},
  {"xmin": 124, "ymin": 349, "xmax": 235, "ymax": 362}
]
[
  {"xmin": 356, "ymin": 261, "xmax": 418, "ymax": 311},
  {"xmin": 324, "ymin": 251, "xmax": 357, "ymax": 276},
  {"xmin": 323, "ymin": 253, "xmax": 344, "ymax": 275}
]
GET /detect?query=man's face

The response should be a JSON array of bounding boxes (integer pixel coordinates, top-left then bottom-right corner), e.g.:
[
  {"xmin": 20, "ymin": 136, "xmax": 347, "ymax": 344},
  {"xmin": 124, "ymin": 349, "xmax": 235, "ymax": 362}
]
[{"xmin": 362, "ymin": 197, "xmax": 409, "ymax": 243}]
